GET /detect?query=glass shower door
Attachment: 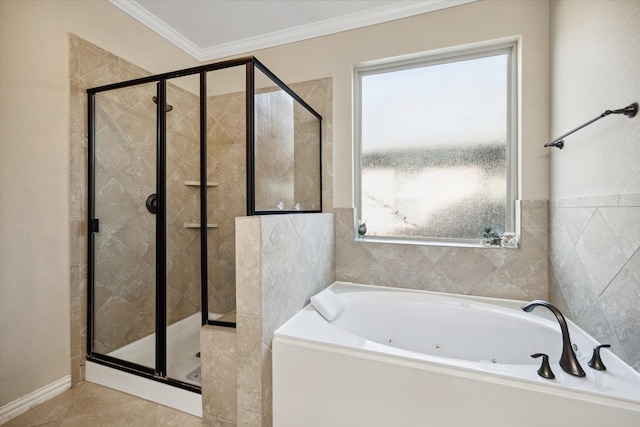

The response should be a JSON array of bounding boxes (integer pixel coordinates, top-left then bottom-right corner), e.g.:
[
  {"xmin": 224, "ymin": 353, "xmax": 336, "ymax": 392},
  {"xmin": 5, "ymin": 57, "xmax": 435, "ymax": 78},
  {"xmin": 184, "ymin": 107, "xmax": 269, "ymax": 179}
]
[
  {"xmin": 164, "ymin": 75, "xmax": 203, "ymax": 385},
  {"xmin": 91, "ymin": 83, "xmax": 158, "ymax": 371}
]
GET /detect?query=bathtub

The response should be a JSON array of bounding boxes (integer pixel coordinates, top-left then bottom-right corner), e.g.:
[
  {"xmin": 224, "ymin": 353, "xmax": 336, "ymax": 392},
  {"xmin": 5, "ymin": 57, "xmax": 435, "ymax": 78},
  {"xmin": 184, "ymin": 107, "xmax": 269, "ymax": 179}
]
[{"xmin": 273, "ymin": 282, "xmax": 640, "ymax": 427}]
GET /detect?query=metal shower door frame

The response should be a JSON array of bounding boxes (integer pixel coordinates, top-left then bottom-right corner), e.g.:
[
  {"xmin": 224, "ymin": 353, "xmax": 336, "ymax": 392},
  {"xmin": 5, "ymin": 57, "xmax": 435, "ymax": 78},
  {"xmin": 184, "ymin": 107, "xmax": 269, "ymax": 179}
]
[
  {"xmin": 86, "ymin": 57, "xmax": 323, "ymax": 392},
  {"xmin": 87, "ymin": 79, "xmax": 178, "ymax": 387}
]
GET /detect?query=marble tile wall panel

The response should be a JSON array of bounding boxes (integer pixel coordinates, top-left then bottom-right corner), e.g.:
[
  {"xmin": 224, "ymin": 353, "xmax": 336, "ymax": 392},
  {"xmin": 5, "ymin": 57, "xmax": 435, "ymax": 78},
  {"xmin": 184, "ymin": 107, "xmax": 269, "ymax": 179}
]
[
  {"xmin": 235, "ymin": 218, "xmax": 261, "ymax": 316},
  {"xmin": 201, "ymin": 326, "xmax": 237, "ymax": 426},
  {"xmin": 260, "ymin": 213, "xmax": 335, "ymax": 345},
  {"xmin": 549, "ymin": 193, "xmax": 640, "ymax": 372},
  {"xmin": 235, "ymin": 213, "xmax": 335, "ymax": 426},
  {"xmin": 335, "ymin": 201, "xmax": 549, "ymax": 301}
]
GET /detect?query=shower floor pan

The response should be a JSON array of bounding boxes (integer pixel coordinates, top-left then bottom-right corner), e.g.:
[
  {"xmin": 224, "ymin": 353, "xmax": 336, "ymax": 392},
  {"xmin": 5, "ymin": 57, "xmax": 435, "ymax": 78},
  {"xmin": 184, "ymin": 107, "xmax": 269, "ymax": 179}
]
[
  {"xmin": 86, "ymin": 311, "xmax": 221, "ymax": 416},
  {"xmin": 107, "ymin": 311, "xmax": 206, "ymax": 386}
]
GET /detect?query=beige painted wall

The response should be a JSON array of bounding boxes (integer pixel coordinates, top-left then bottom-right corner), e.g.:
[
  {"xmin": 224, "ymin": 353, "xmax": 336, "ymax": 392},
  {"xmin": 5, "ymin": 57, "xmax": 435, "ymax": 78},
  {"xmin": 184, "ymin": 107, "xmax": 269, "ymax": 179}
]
[
  {"xmin": 229, "ymin": 0, "xmax": 550, "ymax": 205},
  {"xmin": 1, "ymin": 0, "xmax": 550, "ymax": 408},
  {"xmin": 0, "ymin": 0, "xmax": 197, "ymax": 406}
]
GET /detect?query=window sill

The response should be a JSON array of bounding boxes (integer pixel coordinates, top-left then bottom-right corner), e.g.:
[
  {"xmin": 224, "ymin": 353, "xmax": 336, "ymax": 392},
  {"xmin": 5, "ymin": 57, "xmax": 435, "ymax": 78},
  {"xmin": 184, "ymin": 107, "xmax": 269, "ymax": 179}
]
[{"xmin": 353, "ymin": 235, "xmax": 520, "ymax": 249}]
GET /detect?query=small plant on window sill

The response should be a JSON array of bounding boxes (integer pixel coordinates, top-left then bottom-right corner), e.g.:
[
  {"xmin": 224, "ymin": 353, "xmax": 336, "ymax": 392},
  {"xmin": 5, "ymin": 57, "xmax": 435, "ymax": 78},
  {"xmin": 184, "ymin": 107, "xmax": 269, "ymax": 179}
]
[
  {"xmin": 482, "ymin": 228, "xmax": 502, "ymax": 246},
  {"xmin": 482, "ymin": 228, "xmax": 519, "ymax": 248}
]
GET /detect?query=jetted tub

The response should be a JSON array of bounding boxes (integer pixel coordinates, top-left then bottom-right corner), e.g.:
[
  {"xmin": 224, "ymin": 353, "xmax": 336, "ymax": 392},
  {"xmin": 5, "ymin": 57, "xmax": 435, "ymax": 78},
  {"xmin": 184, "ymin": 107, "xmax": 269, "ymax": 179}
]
[{"xmin": 273, "ymin": 282, "xmax": 640, "ymax": 427}]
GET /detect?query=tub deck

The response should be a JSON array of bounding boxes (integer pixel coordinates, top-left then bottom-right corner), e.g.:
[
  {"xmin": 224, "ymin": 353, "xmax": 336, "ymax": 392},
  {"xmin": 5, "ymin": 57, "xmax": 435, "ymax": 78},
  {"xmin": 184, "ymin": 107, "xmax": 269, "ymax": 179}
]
[{"xmin": 273, "ymin": 282, "xmax": 640, "ymax": 426}]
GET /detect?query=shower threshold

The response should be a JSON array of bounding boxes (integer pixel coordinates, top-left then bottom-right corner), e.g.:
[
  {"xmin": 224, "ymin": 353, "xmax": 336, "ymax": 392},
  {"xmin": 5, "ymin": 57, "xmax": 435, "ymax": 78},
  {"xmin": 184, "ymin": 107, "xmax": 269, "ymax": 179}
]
[
  {"xmin": 86, "ymin": 311, "xmax": 220, "ymax": 416},
  {"xmin": 86, "ymin": 360, "xmax": 202, "ymax": 416}
]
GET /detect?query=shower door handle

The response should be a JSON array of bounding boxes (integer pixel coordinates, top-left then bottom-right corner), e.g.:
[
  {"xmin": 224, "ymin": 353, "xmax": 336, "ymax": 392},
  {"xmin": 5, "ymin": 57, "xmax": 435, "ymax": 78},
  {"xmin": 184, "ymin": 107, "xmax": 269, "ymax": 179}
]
[{"xmin": 146, "ymin": 194, "xmax": 158, "ymax": 214}]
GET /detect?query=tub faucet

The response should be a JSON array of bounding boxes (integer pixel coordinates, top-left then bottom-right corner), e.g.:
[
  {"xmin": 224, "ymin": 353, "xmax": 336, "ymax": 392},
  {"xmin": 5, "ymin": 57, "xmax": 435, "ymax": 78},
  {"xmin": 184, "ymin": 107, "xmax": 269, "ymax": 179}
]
[{"xmin": 521, "ymin": 300, "xmax": 585, "ymax": 377}]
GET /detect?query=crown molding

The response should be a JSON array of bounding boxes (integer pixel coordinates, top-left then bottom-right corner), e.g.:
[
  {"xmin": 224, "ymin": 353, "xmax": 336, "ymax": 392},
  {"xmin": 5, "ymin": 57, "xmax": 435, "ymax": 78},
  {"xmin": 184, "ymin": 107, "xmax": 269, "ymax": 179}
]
[
  {"xmin": 109, "ymin": 0, "xmax": 204, "ymax": 59},
  {"xmin": 109, "ymin": 0, "xmax": 476, "ymax": 62}
]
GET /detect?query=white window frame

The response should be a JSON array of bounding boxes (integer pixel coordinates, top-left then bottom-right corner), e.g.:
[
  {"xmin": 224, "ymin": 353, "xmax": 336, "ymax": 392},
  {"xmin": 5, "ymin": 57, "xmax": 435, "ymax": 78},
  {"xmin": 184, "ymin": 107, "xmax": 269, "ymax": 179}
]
[{"xmin": 353, "ymin": 39, "xmax": 520, "ymax": 247}]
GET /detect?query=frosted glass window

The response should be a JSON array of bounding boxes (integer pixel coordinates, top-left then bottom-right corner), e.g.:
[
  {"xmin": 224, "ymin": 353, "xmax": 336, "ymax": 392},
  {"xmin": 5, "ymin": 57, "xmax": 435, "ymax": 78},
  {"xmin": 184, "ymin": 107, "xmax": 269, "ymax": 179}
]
[{"xmin": 355, "ymin": 44, "xmax": 517, "ymax": 244}]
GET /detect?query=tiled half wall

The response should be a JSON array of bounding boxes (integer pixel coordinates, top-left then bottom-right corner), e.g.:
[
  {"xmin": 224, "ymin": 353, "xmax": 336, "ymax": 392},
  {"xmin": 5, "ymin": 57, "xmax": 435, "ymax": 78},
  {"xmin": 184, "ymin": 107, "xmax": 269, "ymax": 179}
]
[
  {"xmin": 229, "ymin": 213, "xmax": 335, "ymax": 426},
  {"xmin": 549, "ymin": 194, "xmax": 640, "ymax": 372}
]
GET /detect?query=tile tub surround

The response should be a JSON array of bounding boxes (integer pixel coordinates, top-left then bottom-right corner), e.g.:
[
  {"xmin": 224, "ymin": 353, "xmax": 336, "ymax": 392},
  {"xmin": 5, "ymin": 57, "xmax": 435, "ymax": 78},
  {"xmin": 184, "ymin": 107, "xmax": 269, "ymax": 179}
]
[
  {"xmin": 549, "ymin": 194, "xmax": 640, "ymax": 372},
  {"xmin": 335, "ymin": 200, "xmax": 549, "ymax": 302},
  {"xmin": 230, "ymin": 213, "xmax": 335, "ymax": 427}
]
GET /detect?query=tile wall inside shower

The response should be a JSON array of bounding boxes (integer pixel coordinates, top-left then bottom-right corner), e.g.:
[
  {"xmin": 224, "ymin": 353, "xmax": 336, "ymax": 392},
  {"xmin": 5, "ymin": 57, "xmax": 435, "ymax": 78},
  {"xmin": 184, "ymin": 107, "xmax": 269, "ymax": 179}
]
[
  {"xmin": 92, "ymin": 80, "xmax": 212, "ymax": 353},
  {"xmin": 72, "ymin": 34, "xmax": 245, "ymax": 361}
]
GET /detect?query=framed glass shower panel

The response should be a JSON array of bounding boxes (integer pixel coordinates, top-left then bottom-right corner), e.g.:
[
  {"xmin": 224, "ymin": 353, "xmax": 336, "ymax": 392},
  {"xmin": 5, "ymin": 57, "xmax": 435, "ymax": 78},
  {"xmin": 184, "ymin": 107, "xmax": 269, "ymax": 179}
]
[
  {"xmin": 164, "ymin": 74, "xmax": 204, "ymax": 384},
  {"xmin": 205, "ymin": 66, "xmax": 247, "ymax": 326},
  {"xmin": 253, "ymin": 66, "xmax": 322, "ymax": 213},
  {"xmin": 86, "ymin": 57, "xmax": 324, "ymax": 391},
  {"xmin": 91, "ymin": 83, "xmax": 157, "ymax": 370}
]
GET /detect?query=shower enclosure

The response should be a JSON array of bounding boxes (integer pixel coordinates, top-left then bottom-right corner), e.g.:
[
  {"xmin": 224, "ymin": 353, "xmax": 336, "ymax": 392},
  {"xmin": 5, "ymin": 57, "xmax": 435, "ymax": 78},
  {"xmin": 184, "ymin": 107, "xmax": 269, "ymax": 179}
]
[{"xmin": 86, "ymin": 57, "xmax": 322, "ymax": 392}]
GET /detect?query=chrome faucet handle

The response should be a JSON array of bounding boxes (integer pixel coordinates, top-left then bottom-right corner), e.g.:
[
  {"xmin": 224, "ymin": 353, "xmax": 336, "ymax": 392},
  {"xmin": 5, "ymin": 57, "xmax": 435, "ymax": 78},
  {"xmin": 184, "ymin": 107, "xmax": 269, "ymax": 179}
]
[
  {"xmin": 531, "ymin": 353, "xmax": 555, "ymax": 379},
  {"xmin": 588, "ymin": 344, "xmax": 611, "ymax": 371}
]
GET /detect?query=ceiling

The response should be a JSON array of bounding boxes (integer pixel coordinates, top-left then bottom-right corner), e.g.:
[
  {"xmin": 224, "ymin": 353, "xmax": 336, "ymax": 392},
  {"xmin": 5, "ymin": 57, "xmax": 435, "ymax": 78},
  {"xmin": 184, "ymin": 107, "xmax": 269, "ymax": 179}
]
[{"xmin": 109, "ymin": 0, "xmax": 474, "ymax": 62}]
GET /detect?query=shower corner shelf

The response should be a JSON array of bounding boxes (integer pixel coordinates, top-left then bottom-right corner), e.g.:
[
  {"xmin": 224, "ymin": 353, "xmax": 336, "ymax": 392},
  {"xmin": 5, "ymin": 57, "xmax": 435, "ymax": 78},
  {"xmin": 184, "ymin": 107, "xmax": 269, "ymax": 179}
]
[
  {"xmin": 184, "ymin": 223, "xmax": 218, "ymax": 229},
  {"xmin": 184, "ymin": 180, "xmax": 218, "ymax": 187}
]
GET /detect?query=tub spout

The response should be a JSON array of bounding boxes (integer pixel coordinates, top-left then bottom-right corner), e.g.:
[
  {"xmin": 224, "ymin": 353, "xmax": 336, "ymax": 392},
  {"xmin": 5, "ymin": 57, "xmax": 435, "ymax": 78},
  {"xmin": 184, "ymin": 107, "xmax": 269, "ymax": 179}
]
[{"xmin": 521, "ymin": 300, "xmax": 585, "ymax": 377}]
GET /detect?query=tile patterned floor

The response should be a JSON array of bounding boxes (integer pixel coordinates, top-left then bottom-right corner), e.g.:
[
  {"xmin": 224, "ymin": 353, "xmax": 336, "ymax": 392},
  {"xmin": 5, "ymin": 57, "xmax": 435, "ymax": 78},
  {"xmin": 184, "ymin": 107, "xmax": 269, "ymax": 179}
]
[{"xmin": 4, "ymin": 382, "xmax": 204, "ymax": 427}]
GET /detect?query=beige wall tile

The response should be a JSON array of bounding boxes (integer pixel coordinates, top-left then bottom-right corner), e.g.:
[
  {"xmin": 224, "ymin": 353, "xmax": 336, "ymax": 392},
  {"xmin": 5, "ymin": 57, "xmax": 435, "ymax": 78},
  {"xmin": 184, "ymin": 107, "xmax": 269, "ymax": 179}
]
[
  {"xmin": 550, "ymin": 200, "xmax": 640, "ymax": 372},
  {"xmin": 235, "ymin": 213, "xmax": 334, "ymax": 424},
  {"xmin": 235, "ymin": 217, "xmax": 261, "ymax": 316},
  {"xmin": 236, "ymin": 408, "xmax": 261, "ymax": 427},
  {"xmin": 201, "ymin": 326, "xmax": 237, "ymax": 424},
  {"xmin": 335, "ymin": 203, "xmax": 548, "ymax": 301},
  {"xmin": 236, "ymin": 313, "xmax": 262, "ymax": 415}
]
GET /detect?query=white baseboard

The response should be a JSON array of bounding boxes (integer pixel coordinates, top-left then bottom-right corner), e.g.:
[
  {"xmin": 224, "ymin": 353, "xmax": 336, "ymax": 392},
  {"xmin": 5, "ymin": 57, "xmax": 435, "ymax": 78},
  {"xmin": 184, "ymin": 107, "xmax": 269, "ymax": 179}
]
[{"xmin": 0, "ymin": 375, "xmax": 71, "ymax": 425}]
